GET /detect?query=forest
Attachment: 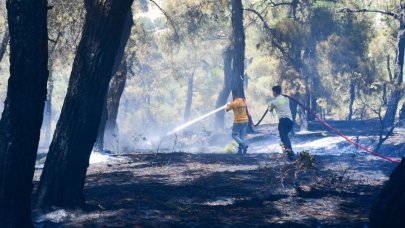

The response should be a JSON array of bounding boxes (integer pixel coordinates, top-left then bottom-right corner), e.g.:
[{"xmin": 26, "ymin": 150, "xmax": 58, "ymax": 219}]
[{"xmin": 0, "ymin": 0, "xmax": 404, "ymax": 227}]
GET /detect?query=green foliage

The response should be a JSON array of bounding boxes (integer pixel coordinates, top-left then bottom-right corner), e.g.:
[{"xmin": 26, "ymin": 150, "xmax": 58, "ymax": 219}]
[{"xmin": 0, "ymin": 0, "xmax": 402, "ymax": 137}]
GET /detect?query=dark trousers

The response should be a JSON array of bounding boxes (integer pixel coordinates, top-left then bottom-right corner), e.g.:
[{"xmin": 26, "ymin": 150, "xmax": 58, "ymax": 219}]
[{"xmin": 278, "ymin": 118, "xmax": 293, "ymax": 151}]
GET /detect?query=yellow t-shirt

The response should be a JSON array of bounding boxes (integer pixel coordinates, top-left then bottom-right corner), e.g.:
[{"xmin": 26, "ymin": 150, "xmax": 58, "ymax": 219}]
[{"xmin": 228, "ymin": 98, "xmax": 249, "ymax": 123}]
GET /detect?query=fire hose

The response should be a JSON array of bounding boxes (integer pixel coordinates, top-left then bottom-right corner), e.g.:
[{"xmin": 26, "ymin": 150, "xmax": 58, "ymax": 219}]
[{"xmin": 252, "ymin": 94, "xmax": 401, "ymax": 164}]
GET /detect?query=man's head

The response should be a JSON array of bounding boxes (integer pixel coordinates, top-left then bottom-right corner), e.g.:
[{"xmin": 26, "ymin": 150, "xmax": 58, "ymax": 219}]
[
  {"xmin": 272, "ymin": 85, "xmax": 282, "ymax": 97},
  {"xmin": 232, "ymin": 90, "xmax": 240, "ymax": 100}
]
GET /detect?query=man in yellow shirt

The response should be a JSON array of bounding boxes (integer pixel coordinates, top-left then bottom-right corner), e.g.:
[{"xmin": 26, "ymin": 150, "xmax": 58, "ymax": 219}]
[{"xmin": 226, "ymin": 92, "xmax": 249, "ymax": 155}]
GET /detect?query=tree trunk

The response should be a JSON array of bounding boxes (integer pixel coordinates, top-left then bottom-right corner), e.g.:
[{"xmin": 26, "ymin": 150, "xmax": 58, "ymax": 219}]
[
  {"xmin": 231, "ymin": 0, "xmax": 245, "ymax": 99},
  {"xmin": 289, "ymin": 95, "xmax": 298, "ymax": 122},
  {"xmin": 289, "ymin": 93, "xmax": 299, "ymax": 133},
  {"xmin": 215, "ymin": 46, "xmax": 233, "ymax": 129},
  {"xmin": 43, "ymin": 70, "xmax": 54, "ymax": 147},
  {"xmin": 296, "ymin": 83, "xmax": 310, "ymax": 132},
  {"xmin": 0, "ymin": 0, "xmax": 48, "ymax": 226},
  {"xmin": 383, "ymin": 55, "xmax": 393, "ymax": 105},
  {"xmin": 383, "ymin": 18, "xmax": 405, "ymax": 126},
  {"xmin": 95, "ymin": 11, "xmax": 133, "ymax": 152},
  {"xmin": 0, "ymin": 29, "xmax": 9, "ymax": 63},
  {"xmin": 399, "ymin": 103, "xmax": 405, "ymax": 126},
  {"xmin": 42, "ymin": 28, "xmax": 64, "ymax": 148},
  {"xmin": 36, "ymin": 0, "xmax": 134, "ymax": 209},
  {"xmin": 184, "ymin": 70, "xmax": 195, "ymax": 122},
  {"xmin": 96, "ymin": 59, "xmax": 128, "ymax": 152},
  {"xmin": 94, "ymin": 100, "xmax": 108, "ymax": 152},
  {"xmin": 298, "ymin": 92, "xmax": 308, "ymax": 131},
  {"xmin": 231, "ymin": 0, "xmax": 255, "ymax": 133},
  {"xmin": 348, "ymin": 80, "xmax": 355, "ymax": 121},
  {"xmin": 299, "ymin": 105, "xmax": 308, "ymax": 132},
  {"xmin": 305, "ymin": 42, "xmax": 320, "ymax": 122},
  {"xmin": 370, "ymin": 158, "xmax": 405, "ymax": 227},
  {"xmin": 104, "ymin": 59, "xmax": 127, "ymax": 151}
]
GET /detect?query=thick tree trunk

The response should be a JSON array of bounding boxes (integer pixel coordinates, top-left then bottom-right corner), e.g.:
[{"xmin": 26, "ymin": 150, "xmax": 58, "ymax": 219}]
[
  {"xmin": 231, "ymin": 0, "xmax": 245, "ymax": 99},
  {"xmin": 0, "ymin": 30, "xmax": 9, "ymax": 63},
  {"xmin": 36, "ymin": 0, "xmax": 134, "ymax": 209},
  {"xmin": 215, "ymin": 46, "xmax": 233, "ymax": 129},
  {"xmin": 231, "ymin": 0, "xmax": 255, "ymax": 133},
  {"xmin": 370, "ymin": 158, "xmax": 405, "ymax": 227},
  {"xmin": 383, "ymin": 18, "xmax": 404, "ymax": 126},
  {"xmin": 348, "ymin": 80, "xmax": 355, "ymax": 121},
  {"xmin": 0, "ymin": 0, "xmax": 48, "ymax": 226},
  {"xmin": 95, "ymin": 11, "xmax": 133, "ymax": 152},
  {"xmin": 184, "ymin": 70, "xmax": 194, "ymax": 122}
]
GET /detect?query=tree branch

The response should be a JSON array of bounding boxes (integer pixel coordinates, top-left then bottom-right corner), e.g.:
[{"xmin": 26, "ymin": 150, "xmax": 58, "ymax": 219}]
[
  {"xmin": 48, "ymin": 38, "xmax": 57, "ymax": 43},
  {"xmin": 244, "ymin": 8, "xmax": 294, "ymax": 62},
  {"xmin": 267, "ymin": 0, "xmax": 292, "ymax": 7},
  {"xmin": 340, "ymin": 8, "xmax": 400, "ymax": 21},
  {"xmin": 148, "ymin": 0, "xmax": 179, "ymax": 41}
]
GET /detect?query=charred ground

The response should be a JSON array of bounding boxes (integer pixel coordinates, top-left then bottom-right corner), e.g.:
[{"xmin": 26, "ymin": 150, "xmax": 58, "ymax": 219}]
[{"xmin": 33, "ymin": 120, "xmax": 404, "ymax": 227}]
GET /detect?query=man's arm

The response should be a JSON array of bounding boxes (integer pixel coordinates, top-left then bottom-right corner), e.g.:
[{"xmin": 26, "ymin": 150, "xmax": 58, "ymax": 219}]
[
  {"xmin": 226, "ymin": 102, "xmax": 233, "ymax": 112},
  {"xmin": 268, "ymin": 101, "xmax": 275, "ymax": 112}
]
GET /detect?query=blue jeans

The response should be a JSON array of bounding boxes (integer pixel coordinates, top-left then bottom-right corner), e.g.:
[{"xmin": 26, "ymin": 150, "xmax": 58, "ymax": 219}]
[{"xmin": 232, "ymin": 122, "xmax": 248, "ymax": 146}]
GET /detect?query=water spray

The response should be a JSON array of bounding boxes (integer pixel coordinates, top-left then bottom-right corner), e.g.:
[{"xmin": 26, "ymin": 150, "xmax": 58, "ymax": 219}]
[{"xmin": 167, "ymin": 105, "xmax": 227, "ymax": 136}]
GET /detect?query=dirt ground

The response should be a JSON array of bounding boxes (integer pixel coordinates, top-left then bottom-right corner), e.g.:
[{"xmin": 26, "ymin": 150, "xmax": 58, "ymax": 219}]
[{"xmin": 33, "ymin": 121, "xmax": 404, "ymax": 227}]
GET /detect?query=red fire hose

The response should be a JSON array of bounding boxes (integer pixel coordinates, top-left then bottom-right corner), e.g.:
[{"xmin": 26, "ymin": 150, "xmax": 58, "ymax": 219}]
[{"xmin": 253, "ymin": 94, "xmax": 401, "ymax": 164}]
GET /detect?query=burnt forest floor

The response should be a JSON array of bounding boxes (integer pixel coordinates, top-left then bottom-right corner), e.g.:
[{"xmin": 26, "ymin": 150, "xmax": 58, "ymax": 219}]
[{"xmin": 33, "ymin": 120, "xmax": 405, "ymax": 227}]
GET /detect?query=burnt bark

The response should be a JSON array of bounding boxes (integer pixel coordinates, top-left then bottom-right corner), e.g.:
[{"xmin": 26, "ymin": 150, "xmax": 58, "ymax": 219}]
[
  {"xmin": 36, "ymin": 0, "xmax": 134, "ymax": 209},
  {"xmin": 231, "ymin": 0, "xmax": 245, "ymax": 99},
  {"xmin": 215, "ymin": 46, "xmax": 233, "ymax": 129},
  {"xmin": 0, "ymin": 29, "xmax": 9, "ymax": 63},
  {"xmin": 0, "ymin": 0, "xmax": 48, "ymax": 226},
  {"xmin": 95, "ymin": 11, "xmax": 133, "ymax": 152},
  {"xmin": 184, "ymin": 70, "xmax": 195, "ymax": 122},
  {"xmin": 384, "ymin": 13, "xmax": 405, "ymax": 126},
  {"xmin": 370, "ymin": 158, "xmax": 405, "ymax": 227},
  {"xmin": 231, "ymin": 0, "xmax": 255, "ymax": 133}
]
